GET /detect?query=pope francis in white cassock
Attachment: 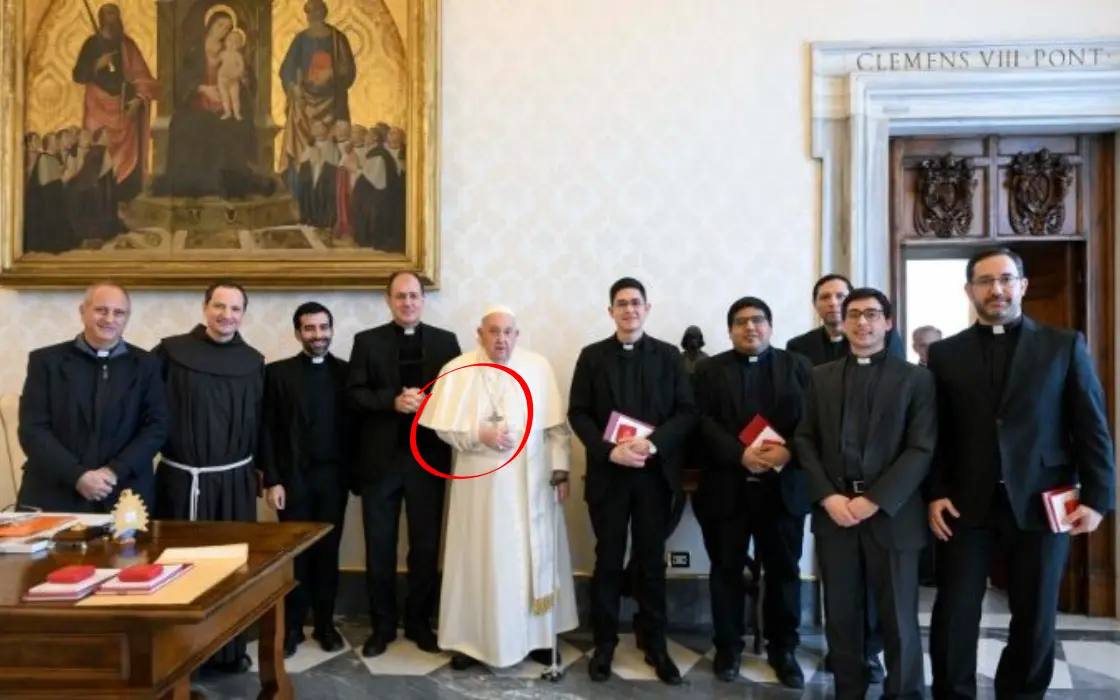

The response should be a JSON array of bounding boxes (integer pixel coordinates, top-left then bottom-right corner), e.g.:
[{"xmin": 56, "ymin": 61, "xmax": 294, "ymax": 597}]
[{"xmin": 419, "ymin": 305, "xmax": 579, "ymax": 670}]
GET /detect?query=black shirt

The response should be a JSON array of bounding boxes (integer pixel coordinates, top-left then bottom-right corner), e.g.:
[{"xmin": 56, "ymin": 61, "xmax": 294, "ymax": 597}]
[
  {"xmin": 840, "ymin": 347, "xmax": 888, "ymax": 480},
  {"xmin": 616, "ymin": 335, "xmax": 647, "ymax": 419},
  {"xmin": 974, "ymin": 317, "xmax": 1023, "ymax": 409},
  {"xmin": 396, "ymin": 323, "xmax": 424, "ymax": 449},
  {"xmin": 735, "ymin": 346, "xmax": 775, "ymax": 423},
  {"xmin": 302, "ymin": 354, "xmax": 339, "ymax": 466}
]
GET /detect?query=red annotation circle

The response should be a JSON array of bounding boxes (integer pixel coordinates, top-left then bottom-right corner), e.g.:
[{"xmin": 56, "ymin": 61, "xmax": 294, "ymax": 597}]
[{"xmin": 410, "ymin": 362, "xmax": 535, "ymax": 479}]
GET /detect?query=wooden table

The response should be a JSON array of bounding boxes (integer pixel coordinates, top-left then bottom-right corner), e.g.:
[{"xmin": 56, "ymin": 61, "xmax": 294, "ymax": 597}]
[{"xmin": 0, "ymin": 520, "xmax": 329, "ymax": 700}]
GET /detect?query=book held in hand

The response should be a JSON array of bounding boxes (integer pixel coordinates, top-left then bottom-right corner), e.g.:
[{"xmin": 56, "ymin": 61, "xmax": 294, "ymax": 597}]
[
  {"xmin": 738, "ymin": 414, "xmax": 787, "ymax": 472},
  {"xmin": 603, "ymin": 410, "xmax": 654, "ymax": 444},
  {"xmin": 1042, "ymin": 486, "xmax": 1080, "ymax": 533}
]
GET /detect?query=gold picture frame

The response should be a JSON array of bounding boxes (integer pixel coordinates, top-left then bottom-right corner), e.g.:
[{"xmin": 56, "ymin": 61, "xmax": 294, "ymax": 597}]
[{"xmin": 0, "ymin": 0, "xmax": 441, "ymax": 290}]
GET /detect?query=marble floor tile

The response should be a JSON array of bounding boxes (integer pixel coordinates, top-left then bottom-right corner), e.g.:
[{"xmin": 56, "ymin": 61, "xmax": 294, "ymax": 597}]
[{"xmin": 188, "ymin": 589, "xmax": 1120, "ymax": 699}]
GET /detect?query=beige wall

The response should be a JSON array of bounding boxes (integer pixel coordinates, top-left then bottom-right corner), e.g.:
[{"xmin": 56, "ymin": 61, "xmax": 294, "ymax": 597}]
[{"xmin": 4, "ymin": 1, "xmax": 1120, "ymax": 577}]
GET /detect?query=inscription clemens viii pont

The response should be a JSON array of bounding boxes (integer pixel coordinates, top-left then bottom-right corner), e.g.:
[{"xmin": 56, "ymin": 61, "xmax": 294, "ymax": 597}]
[{"xmin": 855, "ymin": 47, "xmax": 1111, "ymax": 72}]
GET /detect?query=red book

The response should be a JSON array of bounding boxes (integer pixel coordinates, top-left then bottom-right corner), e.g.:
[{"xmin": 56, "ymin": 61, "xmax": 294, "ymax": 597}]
[
  {"xmin": 118, "ymin": 564, "xmax": 165, "ymax": 583},
  {"xmin": 46, "ymin": 564, "xmax": 96, "ymax": 585},
  {"xmin": 1041, "ymin": 486, "xmax": 1080, "ymax": 533},
  {"xmin": 738, "ymin": 414, "xmax": 785, "ymax": 448},
  {"xmin": 603, "ymin": 411, "xmax": 654, "ymax": 444}
]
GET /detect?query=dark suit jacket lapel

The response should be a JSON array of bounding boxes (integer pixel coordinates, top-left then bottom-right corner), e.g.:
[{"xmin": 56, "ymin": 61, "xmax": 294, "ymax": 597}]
[
  {"xmin": 998, "ymin": 316, "xmax": 1038, "ymax": 416},
  {"xmin": 380, "ymin": 324, "xmax": 402, "ymax": 388},
  {"xmin": 771, "ymin": 350, "xmax": 790, "ymax": 410},
  {"xmin": 328, "ymin": 354, "xmax": 348, "ymax": 389},
  {"xmin": 722, "ymin": 355, "xmax": 744, "ymax": 418},
  {"xmin": 104, "ymin": 354, "xmax": 139, "ymax": 414},
  {"xmin": 604, "ymin": 339, "xmax": 623, "ymax": 407},
  {"xmin": 819, "ymin": 361, "xmax": 844, "ymax": 462},
  {"xmin": 282, "ymin": 357, "xmax": 310, "ymax": 424},
  {"xmin": 864, "ymin": 357, "xmax": 905, "ymax": 466},
  {"xmin": 642, "ymin": 339, "xmax": 662, "ymax": 411},
  {"xmin": 60, "ymin": 353, "xmax": 91, "ymax": 426}
]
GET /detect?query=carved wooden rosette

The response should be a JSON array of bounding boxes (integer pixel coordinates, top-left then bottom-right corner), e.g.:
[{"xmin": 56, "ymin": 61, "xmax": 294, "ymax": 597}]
[
  {"xmin": 1008, "ymin": 149, "xmax": 1074, "ymax": 236},
  {"xmin": 914, "ymin": 154, "xmax": 976, "ymax": 238}
]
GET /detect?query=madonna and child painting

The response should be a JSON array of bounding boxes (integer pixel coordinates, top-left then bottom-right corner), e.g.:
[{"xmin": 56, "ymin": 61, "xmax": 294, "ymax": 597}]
[{"xmin": 7, "ymin": 0, "xmax": 436, "ymax": 288}]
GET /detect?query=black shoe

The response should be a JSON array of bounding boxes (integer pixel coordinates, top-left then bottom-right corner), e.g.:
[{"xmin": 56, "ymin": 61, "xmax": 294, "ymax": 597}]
[
  {"xmin": 529, "ymin": 648, "xmax": 561, "ymax": 666},
  {"xmin": 405, "ymin": 627, "xmax": 441, "ymax": 653},
  {"xmin": 450, "ymin": 653, "xmax": 478, "ymax": 670},
  {"xmin": 588, "ymin": 647, "xmax": 613, "ymax": 682},
  {"xmin": 867, "ymin": 655, "xmax": 885, "ymax": 684},
  {"xmin": 361, "ymin": 629, "xmax": 396, "ymax": 658},
  {"xmin": 644, "ymin": 650, "xmax": 683, "ymax": 686},
  {"xmin": 712, "ymin": 648, "xmax": 740, "ymax": 682},
  {"xmin": 313, "ymin": 627, "xmax": 345, "ymax": 653},
  {"xmin": 283, "ymin": 629, "xmax": 304, "ymax": 658},
  {"xmin": 768, "ymin": 651, "xmax": 805, "ymax": 690}
]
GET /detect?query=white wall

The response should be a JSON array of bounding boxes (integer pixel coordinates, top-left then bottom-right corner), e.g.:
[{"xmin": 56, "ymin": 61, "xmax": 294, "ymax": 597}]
[{"xmin": 3, "ymin": 1, "xmax": 1120, "ymax": 580}]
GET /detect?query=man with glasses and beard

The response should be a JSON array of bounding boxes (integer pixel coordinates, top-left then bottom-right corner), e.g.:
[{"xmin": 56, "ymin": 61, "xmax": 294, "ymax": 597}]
[
  {"xmin": 796, "ymin": 288, "xmax": 935, "ymax": 700},
  {"xmin": 260, "ymin": 302, "xmax": 355, "ymax": 657},
  {"xmin": 927, "ymin": 247, "xmax": 1115, "ymax": 700}
]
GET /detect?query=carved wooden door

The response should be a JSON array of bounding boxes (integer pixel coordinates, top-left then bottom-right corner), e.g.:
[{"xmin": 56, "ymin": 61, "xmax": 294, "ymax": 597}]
[{"xmin": 890, "ymin": 134, "xmax": 1116, "ymax": 616}]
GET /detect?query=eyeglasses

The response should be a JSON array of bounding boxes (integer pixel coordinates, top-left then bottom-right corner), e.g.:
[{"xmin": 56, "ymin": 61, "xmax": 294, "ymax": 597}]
[
  {"xmin": 971, "ymin": 274, "xmax": 1020, "ymax": 289},
  {"xmin": 845, "ymin": 308, "xmax": 884, "ymax": 322},
  {"xmin": 732, "ymin": 314, "xmax": 768, "ymax": 327},
  {"xmin": 613, "ymin": 299, "xmax": 645, "ymax": 309}
]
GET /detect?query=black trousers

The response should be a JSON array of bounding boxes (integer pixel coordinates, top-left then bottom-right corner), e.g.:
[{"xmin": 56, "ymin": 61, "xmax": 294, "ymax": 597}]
[
  {"xmin": 699, "ymin": 480, "xmax": 804, "ymax": 657},
  {"xmin": 589, "ymin": 469, "xmax": 672, "ymax": 653},
  {"xmin": 818, "ymin": 523, "xmax": 924, "ymax": 700},
  {"xmin": 360, "ymin": 450, "xmax": 446, "ymax": 634},
  {"xmin": 278, "ymin": 467, "xmax": 348, "ymax": 634},
  {"xmin": 929, "ymin": 487, "xmax": 1070, "ymax": 700}
]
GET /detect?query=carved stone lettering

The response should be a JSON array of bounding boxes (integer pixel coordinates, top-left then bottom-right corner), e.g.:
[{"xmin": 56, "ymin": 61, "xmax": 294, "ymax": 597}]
[
  {"xmin": 914, "ymin": 154, "xmax": 976, "ymax": 238},
  {"xmin": 1008, "ymin": 149, "xmax": 1073, "ymax": 236}
]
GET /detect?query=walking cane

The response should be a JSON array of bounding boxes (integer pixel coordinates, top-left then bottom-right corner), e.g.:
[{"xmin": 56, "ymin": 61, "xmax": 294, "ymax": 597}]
[{"xmin": 540, "ymin": 483, "xmax": 564, "ymax": 683}]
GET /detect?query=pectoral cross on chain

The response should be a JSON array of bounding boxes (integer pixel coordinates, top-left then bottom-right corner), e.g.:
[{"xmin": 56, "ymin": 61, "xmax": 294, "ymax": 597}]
[{"xmin": 487, "ymin": 409, "xmax": 504, "ymax": 424}]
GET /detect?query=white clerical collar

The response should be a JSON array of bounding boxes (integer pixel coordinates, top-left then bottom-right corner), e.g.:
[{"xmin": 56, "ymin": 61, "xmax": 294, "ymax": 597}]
[
  {"xmin": 96, "ymin": 350, "xmax": 109, "ymax": 358},
  {"xmin": 310, "ymin": 355, "xmax": 325, "ymax": 364},
  {"xmin": 857, "ymin": 357, "xmax": 871, "ymax": 365},
  {"xmin": 403, "ymin": 327, "xmax": 416, "ymax": 336},
  {"xmin": 992, "ymin": 324, "xmax": 1005, "ymax": 335},
  {"xmin": 748, "ymin": 355, "xmax": 759, "ymax": 363}
]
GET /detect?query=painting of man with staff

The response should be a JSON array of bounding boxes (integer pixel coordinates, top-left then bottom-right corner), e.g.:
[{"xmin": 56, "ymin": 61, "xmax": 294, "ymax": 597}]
[{"xmin": 70, "ymin": 1, "xmax": 158, "ymax": 204}]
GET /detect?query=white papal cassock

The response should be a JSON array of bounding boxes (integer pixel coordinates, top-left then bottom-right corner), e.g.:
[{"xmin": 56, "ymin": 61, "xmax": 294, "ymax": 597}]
[{"xmin": 419, "ymin": 345, "xmax": 579, "ymax": 668}]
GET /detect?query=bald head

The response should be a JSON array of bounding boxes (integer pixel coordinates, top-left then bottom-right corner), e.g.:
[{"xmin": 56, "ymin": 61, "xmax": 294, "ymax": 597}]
[
  {"xmin": 478, "ymin": 307, "xmax": 518, "ymax": 363},
  {"xmin": 80, "ymin": 282, "xmax": 131, "ymax": 349}
]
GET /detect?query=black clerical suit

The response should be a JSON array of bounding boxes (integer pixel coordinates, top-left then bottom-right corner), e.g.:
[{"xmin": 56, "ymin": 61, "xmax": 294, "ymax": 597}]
[
  {"xmin": 692, "ymin": 347, "xmax": 812, "ymax": 674},
  {"xmin": 926, "ymin": 317, "xmax": 1115, "ymax": 700},
  {"xmin": 786, "ymin": 323, "xmax": 904, "ymax": 673},
  {"xmin": 260, "ymin": 352, "xmax": 356, "ymax": 643},
  {"xmin": 346, "ymin": 322, "xmax": 461, "ymax": 645},
  {"xmin": 16, "ymin": 337, "xmax": 168, "ymax": 513},
  {"xmin": 795, "ymin": 351, "xmax": 936, "ymax": 700},
  {"xmin": 568, "ymin": 334, "xmax": 697, "ymax": 663}
]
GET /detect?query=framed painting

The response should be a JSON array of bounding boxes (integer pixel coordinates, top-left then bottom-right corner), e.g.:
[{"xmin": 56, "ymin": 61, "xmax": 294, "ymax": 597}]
[{"xmin": 0, "ymin": 0, "xmax": 440, "ymax": 289}]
